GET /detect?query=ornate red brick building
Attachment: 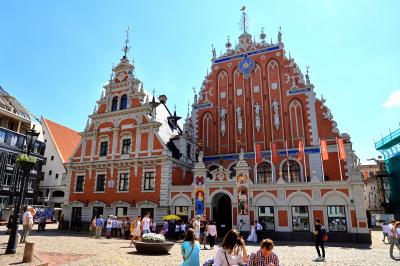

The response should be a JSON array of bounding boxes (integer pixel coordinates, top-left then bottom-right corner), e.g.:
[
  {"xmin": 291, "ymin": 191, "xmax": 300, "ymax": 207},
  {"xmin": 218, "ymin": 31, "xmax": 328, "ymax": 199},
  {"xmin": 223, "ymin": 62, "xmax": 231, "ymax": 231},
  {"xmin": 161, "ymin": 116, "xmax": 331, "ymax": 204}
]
[{"xmin": 64, "ymin": 13, "xmax": 369, "ymax": 242}]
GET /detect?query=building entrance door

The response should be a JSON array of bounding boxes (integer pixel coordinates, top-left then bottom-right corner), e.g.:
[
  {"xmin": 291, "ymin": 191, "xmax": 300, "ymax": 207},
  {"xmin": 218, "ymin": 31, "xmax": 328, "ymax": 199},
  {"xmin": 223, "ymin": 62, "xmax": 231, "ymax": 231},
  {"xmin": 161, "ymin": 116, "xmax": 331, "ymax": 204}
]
[{"xmin": 212, "ymin": 193, "xmax": 232, "ymax": 237}]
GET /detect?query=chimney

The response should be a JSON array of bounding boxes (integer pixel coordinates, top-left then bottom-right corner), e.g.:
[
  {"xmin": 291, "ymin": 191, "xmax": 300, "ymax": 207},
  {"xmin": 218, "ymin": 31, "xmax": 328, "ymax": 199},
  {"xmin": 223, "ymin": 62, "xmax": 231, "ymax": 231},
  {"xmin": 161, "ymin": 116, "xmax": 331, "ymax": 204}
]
[{"xmin": 158, "ymin": 95, "xmax": 167, "ymax": 104}]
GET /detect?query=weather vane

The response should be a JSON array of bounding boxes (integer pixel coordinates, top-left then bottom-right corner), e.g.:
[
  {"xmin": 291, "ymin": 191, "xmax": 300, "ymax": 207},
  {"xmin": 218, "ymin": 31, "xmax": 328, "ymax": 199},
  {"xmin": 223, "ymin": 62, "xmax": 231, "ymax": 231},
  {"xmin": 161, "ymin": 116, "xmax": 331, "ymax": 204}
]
[
  {"xmin": 239, "ymin": 6, "xmax": 248, "ymax": 34},
  {"xmin": 123, "ymin": 27, "xmax": 131, "ymax": 58}
]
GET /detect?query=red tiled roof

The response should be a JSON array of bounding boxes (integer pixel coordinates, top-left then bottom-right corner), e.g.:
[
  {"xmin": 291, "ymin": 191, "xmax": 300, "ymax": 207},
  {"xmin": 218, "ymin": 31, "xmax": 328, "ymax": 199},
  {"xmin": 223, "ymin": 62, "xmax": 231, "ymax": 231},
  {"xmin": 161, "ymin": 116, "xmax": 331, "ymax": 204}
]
[{"xmin": 42, "ymin": 118, "xmax": 81, "ymax": 163}]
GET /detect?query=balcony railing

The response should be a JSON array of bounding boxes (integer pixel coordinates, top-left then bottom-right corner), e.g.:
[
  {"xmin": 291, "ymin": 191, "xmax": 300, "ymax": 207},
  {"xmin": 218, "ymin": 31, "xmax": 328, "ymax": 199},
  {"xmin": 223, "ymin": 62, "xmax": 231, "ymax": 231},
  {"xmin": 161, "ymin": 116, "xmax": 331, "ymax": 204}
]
[{"xmin": 0, "ymin": 127, "xmax": 45, "ymax": 156}]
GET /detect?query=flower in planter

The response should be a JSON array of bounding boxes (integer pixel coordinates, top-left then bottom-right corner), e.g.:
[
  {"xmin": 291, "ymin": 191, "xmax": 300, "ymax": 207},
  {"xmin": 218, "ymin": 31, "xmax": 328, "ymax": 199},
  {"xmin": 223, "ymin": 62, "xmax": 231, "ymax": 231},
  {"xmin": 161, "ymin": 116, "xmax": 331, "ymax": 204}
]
[
  {"xmin": 16, "ymin": 154, "xmax": 37, "ymax": 164},
  {"xmin": 141, "ymin": 233, "xmax": 166, "ymax": 243}
]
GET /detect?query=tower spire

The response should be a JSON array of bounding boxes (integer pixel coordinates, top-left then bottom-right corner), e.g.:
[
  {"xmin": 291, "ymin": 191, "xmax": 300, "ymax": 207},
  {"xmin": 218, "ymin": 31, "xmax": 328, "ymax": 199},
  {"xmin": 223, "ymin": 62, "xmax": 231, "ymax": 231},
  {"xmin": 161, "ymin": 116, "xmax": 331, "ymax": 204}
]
[
  {"xmin": 239, "ymin": 6, "xmax": 248, "ymax": 34},
  {"xmin": 122, "ymin": 27, "xmax": 130, "ymax": 58}
]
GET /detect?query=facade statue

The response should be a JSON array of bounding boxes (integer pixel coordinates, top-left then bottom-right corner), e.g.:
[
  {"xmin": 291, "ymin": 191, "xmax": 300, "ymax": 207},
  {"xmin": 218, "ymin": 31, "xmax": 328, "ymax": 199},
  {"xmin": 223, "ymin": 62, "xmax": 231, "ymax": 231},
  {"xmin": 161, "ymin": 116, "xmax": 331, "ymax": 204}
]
[
  {"xmin": 220, "ymin": 107, "xmax": 227, "ymax": 136},
  {"xmin": 236, "ymin": 105, "xmax": 243, "ymax": 134},
  {"xmin": 254, "ymin": 102, "xmax": 261, "ymax": 132},
  {"xmin": 272, "ymin": 99, "xmax": 280, "ymax": 130}
]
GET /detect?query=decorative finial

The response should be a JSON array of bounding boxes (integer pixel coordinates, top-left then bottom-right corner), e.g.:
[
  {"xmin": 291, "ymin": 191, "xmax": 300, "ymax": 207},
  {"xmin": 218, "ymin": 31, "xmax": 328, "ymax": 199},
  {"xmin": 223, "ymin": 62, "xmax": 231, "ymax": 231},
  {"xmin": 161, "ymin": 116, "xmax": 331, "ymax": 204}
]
[
  {"xmin": 212, "ymin": 44, "xmax": 216, "ymax": 59},
  {"xmin": 260, "ymin": 27, "xmax": 266, "ymax": 43},
  {"xmin": 270, "ymin": 38, "xmax": 273, "ymax": 45},
  {"xmin": 187, "ymin": 101, "xmax": 190, "ymax": 117},
  {"xmin": 93, "ymin": 105, "xmax": 97, "ymax": 114},
  {"xmin": 122, "ymin": 27, "xmax": 130, "ymax": 58},
  {"xmin": 174, "ymin": 104, "xmax": 177, "ymax": 116},
  {"xmin": 225, "ymin": 36, "xmax": 232, "ymax": 50},
  {"xmin": 278, "ymin": 26, "xmax": 282, "ymax": 43},
  {"xmin": 109, "ymin": 63, "xmax": 114, "ymax": 82},
  {"xmin": 288, "ymin": 51, "xmax": 291, "ymax": 60},
  {"xmin": 239, "ymin": 6, "xmax": 248, "ymax": 34},
  {"xmin": 305, "ymin": 65, "xmax": 310, "ymax": 84}
]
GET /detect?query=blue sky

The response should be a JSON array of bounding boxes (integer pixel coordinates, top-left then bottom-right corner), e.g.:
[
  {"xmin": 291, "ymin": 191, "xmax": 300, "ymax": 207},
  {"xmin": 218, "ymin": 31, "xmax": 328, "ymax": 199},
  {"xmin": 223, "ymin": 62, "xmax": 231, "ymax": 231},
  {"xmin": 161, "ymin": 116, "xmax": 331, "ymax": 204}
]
[{"xmin": 1, "ymin": 0, "xmax": 399, "ymax": 162}]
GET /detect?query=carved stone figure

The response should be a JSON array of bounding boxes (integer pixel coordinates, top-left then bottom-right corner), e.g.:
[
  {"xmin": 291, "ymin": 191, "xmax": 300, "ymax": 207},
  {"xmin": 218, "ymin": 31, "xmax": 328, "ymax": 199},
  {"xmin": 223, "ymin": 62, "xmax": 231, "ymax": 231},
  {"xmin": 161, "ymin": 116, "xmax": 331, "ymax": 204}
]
[
  {"xmin": 272, "ymin": 99, "xmax": 280, "ymax": 130},
  {"xmin": 220, "ymin": 107, "xmax": 227, "ymax": 137},
  {"xmin": 239, "ymin": 147, "xmax": 244, "ymax": 161},
  {"xmin": 236, "ymin": 105, "xmax": 243, "ymax": 135},
  {"xmin": 198, "ymin": 150, "xmax": 203, "ymax": 163},
  {"xmin": 254, "ymin": 102, "xmax": 261, "ymax": 132}
]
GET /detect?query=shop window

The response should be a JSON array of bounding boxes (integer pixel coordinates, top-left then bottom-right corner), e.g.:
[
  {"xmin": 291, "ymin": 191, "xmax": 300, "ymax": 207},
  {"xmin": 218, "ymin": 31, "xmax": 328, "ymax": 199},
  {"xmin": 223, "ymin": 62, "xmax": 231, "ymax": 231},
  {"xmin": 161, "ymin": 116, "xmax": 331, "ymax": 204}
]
[
  {"xmin": 258, "ymin": 206, "xmax": 275, "ymax": 230},
  {"xmin": 291, "ymin": 206, "xmax": 310, "ymax": 231},
  {"xmin": 327, "ymin": 205, "xmax": 347, "ymax": 232}
]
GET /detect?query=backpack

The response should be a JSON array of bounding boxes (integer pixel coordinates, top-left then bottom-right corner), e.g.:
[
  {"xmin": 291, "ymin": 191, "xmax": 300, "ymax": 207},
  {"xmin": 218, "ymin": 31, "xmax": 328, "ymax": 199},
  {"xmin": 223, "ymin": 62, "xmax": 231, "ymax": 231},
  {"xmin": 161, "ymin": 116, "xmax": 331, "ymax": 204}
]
[{"xmin": 321, "ymin": 227, "xmax": 328, "ymax": 241}]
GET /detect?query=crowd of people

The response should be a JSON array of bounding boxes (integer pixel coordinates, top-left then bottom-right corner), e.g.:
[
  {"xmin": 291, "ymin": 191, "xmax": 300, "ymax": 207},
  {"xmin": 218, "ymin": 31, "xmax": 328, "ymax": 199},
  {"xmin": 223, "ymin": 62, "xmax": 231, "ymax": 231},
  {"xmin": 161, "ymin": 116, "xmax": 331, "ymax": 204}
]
[{"xmin": 380, "ymin": 219, "xmax": 400, "ymax": 259}]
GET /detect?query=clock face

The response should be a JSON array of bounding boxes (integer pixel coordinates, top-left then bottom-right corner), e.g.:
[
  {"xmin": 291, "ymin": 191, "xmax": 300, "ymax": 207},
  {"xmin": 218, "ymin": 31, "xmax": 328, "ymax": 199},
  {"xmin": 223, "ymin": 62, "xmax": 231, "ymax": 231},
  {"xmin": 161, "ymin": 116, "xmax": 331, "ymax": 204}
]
[{"xmin": 117, "ymin": 72, "xmax": 126, "ymax": 81}]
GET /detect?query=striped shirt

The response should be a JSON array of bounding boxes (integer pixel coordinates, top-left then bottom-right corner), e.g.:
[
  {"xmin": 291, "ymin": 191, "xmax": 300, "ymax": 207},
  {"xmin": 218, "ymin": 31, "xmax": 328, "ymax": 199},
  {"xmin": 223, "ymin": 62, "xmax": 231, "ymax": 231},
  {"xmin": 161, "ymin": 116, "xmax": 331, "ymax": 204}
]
[{"xmin": 248, "ymin": 250, "xmax": 279, "ymax": 266}]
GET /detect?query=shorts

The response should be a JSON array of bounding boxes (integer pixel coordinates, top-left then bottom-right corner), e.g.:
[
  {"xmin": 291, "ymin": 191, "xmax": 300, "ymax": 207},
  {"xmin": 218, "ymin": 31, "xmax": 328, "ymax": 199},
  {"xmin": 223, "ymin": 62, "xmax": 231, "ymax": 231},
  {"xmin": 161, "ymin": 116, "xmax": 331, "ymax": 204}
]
[{"xmin": 383, "ymin": 232, "xmax": 388, "ymax": 236}]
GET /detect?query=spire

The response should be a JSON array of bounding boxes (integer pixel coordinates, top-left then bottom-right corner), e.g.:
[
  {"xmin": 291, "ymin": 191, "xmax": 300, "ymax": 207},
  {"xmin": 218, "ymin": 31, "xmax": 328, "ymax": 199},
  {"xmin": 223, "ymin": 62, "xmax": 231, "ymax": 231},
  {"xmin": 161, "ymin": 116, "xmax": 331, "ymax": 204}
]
[
  {"xmin": 192, "ymin": 86, "xmax": 197, "ymax": 103},
  {"xmin": 109, "ymin": 63, "xmax": 114, "ymax": 83},
  {"xmin": 187, "ymin": 100, "xmax": 190, "ymax": 117},
  {"xmin": 260, "ymin": 27, "xmax": 266, "ymax": 43},
  {"xmin": 212, "ymin": 44, "xmax": 216, "ymax": 59},
  {"xmin": 305, "ymin": 65, "xmax": 310, "ymax": 84},
  {"xmin": 278, "ymin": 26, "xmax": 283, "ymax": 43},
  {"xmin": 239, "ymin": 6, "xmax": 249, "ymax": 34},
  {"xmin": 122, "ymin": 27, "xmax": 130, "ymax": 58}
]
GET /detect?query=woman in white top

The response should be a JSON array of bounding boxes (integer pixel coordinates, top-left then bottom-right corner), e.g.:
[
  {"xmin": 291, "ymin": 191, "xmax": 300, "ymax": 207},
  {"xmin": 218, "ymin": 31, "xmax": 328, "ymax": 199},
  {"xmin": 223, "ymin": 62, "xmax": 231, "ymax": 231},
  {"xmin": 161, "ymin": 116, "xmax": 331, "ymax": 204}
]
[
  {"xmin": 213, "ymin": 229, "xmax": 248, "ymax": 266},
  {"xmin": 246, "ymin": 223, "xmax": 258, "ymax": 243}
]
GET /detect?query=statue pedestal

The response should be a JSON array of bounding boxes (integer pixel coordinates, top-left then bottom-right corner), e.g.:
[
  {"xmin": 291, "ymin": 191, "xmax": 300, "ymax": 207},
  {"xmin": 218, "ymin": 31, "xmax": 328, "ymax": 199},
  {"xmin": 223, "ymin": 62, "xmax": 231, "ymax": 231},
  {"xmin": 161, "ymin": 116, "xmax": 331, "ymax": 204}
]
[{"xmin": 235, "ymin": 153, "xmax": 251, "ymax": 231}]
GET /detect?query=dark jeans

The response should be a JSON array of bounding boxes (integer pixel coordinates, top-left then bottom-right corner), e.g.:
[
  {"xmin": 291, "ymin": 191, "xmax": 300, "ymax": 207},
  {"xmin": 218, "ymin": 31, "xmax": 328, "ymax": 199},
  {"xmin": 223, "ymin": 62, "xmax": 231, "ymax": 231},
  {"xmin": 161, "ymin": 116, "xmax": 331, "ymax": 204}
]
[
  {"xmin": 208, "ymin": 235, "xmax": 216, "ymax": 248},
  {"xmin": 111, "ymin": 228, "xmax": 117, "ymax": 237},
  {"xmin": 315, "ymin": 239, "xmax": 325, "ymax": 258},
  {"xmin": 256, "ymin": 230, "xmax": 262, "ymax": 242}
]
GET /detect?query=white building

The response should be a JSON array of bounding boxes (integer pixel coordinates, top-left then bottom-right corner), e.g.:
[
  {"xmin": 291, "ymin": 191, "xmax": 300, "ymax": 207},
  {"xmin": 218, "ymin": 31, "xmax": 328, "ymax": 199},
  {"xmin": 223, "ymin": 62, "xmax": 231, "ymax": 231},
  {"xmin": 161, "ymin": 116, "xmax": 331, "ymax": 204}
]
[{"xmin": 39, "ymin": 117, "xmax": 81, "ymax": 208}]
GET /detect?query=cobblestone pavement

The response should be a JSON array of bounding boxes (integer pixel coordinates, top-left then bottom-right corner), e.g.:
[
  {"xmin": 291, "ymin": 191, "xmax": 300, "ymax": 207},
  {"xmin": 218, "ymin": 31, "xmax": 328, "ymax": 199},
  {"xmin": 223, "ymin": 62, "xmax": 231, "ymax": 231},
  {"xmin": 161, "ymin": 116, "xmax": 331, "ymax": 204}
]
[{"xmin": 1, "ymin": 224, "xmax": 399, "ymax": 265}]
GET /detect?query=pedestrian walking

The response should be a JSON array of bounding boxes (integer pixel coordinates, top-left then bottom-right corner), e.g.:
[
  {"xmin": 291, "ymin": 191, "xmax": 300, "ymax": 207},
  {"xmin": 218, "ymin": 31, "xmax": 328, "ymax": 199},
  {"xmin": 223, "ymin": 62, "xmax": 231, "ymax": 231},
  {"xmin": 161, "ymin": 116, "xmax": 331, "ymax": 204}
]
[
  {"xmin": 200, "ymin": 215, "xmax": 208, "ymax": 249},
  {"xmin": 141, "ymin": 212, "xmax": 151, "ymax": 234},
  {"xmin": 213, "ymin": 229, "xmax": 249, "ymax": 266},
  {"xmin": 175, "ymin": 221, "xmax": 182, "ymax": 240},
  {"xmin": 181, "ymin": 228, "xmax": 200, "ymax": 266},
  {"xmin": 207, "ymin": 221, "xmax": 217, "ymax": 249},
  {"xmin": 193, "ymin": 216, "xmax": 201, "ymax": 243},
  {"xmin": 388, "ymin": 220, "xmax": 400, "ymax": 259},
  {"xmin": 150, "ymin": 219, "xmax": 157, "ymax": 233},
  {"xmin": 247, "ymin": 222, "xmax": 258, "ymax": 243},
  {"xmin": 20, "ymin": 206, "xmax": 35, "ymax": 243},
  {"xmin": 89, "ymin": 217, "xmax": 96, "ymax": 238},
  {"xmin": 313, "ymin": 218, "xmax": 327, "ymax": 261},
  {"xmin": 130, "ymin": 215, "xmax": 142, "ymax": 247},
  {"xmin": 111, "ymin": 216, "xmax": 118, "ymax": 237},
  {"xmin": 124, "ymin": 218, "xmax": 131, "ymax": 240},
  {"xmin": 106, "ymin": 216, "xmax": 113, "ymax": 239},
  {"xmin": 238, "ymin": 219, "xmax": 245, "ymax": 237},
  {"xmin": 381, "ymin": 221, "xmax": 390, "ymax": 244},
  {"xmin": 255, "ymin": 220, "xmax": 262, "ymax": 242},
  {"xmin": 161, "ymin": 219, "xmax": 169, "ymax": 235},
  {"xmin": 117, "ymin": 218, "xmax": 123, "ymax": 237},
  {"xmin": 38, "ymin": 215, "xmax": 46, "ymax": 232},
  {"xmin": 248, "ymin": 238, "xmax": 280, "ymax": 266},
  {"xmin": 95, "ymin": 215, "xmax": 104, "ymax": 238}
]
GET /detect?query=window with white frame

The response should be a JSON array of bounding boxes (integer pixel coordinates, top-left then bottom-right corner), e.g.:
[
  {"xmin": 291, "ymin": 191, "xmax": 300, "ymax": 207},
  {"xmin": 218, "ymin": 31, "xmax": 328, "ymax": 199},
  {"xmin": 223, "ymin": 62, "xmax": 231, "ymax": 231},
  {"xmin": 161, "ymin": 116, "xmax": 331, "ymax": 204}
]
[
  {"xmin": 75, "ymin": 175, "xmax": 85, "ymax": 192},
  {"xmin": 3, "ymin": 173, "xmax": 12, "ymax": 186},
  {"xmin": 258, "ymin": 206, "xmax": 275, "ymax": 230},
  {"xmin": 115, "ymin": 207, "xmax": 128, "ymax": 217},
  {"xmin": 327, "ymin": 205, "xmax": 347, "ymax": 232},
  {"xmin": 291, "ymin": 206, "xmax": 310, "ymax": 231},
  {"xmin": 121, "ymin": 138, "xmax": 131, "ymax": 155},
  {"xmin": 118, "ymin": 173, "xmax": 129, "ymax": 192},
  {"xmin": 95, "ymin": 174, "xmax": 106, "ymax": 192},
  {"xmin": 99, "ymin": 141, "xmax": 108, "ymax": 157},
  {"xmin": 143, "ymin": 171, "xmax": 155, "ymax": 191}
]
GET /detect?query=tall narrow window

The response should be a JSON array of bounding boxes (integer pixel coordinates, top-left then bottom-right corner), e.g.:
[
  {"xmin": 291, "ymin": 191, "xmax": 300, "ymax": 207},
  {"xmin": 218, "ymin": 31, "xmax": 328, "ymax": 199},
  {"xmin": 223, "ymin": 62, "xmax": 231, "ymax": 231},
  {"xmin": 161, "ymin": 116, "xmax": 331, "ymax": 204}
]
[
  {"xmin": 96, "ymin": 174, "xmax": 106, "ymax": 192},
  {"xmin": 118, "ymin": 173, "xmax": 129, "ymax": 192},
  {"xmin": 120, "ymin": 94, "xmax": 128, "ymax": 110},
  {"xmin": 111, "ymin": 96, "xmax": 118, "ymax": 111},
  {"xmin": 282, "ymin": 160, "xmax": 301, "ymax": 183},
  {"xmin": 143, "ymin": 172, "xmax": 155, "ymax": 191},
  {"xmin": 257, "ymin": 162, "xmax": 273, "ymax": 183},
  {"xmin": 121, "ymin": 139, "xmax": 131, "ymax": 154},
  {"xmin": 100, "ymin": 141, "xmax": 108, "ymax": 157}
]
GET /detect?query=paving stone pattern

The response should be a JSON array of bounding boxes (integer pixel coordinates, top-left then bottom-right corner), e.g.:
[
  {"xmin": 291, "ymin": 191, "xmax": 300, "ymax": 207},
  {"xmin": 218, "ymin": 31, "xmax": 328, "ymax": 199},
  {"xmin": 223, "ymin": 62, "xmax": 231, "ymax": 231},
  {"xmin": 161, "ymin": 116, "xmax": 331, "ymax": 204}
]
[{"xmin": 0, "ymin": 225, "xmax": 399, "ymax": 265}]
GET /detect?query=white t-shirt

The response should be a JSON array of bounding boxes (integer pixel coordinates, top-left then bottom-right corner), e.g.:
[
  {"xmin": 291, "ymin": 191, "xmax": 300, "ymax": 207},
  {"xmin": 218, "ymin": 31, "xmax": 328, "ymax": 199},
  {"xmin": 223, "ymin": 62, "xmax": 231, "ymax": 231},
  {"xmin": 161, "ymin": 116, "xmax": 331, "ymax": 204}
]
[
  {"xmin": 22, "ymin": 211, "xmax": 33, "ymax": 226},
  {"xmin": 381, "ymin": 224, "xmax": 390, "ymax": 234},
  {"xmin": 213, "ymin": 247, "xmax": 244, "ymax": 266},
  {"xmin": 193, "ymin": 220, "xmax": 200, "ymax": 233},
  {"xmin": 388, "ymin": 223, "xmax": 395, "ymax": 237},
  {"xmin": 142, "ymin": 217, "xmax": 151, "ymax": 230},
  {"xmin": 256, "ymin": 223, "xmax": 263, "ymax": 231}
]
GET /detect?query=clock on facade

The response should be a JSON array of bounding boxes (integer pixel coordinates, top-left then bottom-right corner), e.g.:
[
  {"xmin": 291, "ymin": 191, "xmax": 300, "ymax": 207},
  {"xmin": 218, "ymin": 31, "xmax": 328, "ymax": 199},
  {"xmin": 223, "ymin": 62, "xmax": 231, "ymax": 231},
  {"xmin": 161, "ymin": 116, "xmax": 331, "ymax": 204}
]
[{"xmin": 117, "ymin": 72, "xmax": 126, "ymax": 82}]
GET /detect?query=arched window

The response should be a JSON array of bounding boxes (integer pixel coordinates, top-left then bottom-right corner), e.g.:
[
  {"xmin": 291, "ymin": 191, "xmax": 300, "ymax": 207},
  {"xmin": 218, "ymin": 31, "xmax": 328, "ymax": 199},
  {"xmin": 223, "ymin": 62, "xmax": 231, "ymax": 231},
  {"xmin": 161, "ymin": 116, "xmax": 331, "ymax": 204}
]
[
  {"xmin": 202, "ymin": 113, "xmax": 212, "ymax": 150},
  {"xmin": 111, "ymin": 96, "xmax": 118, "ymax": 111},
  {"xmin": 52, "ymin": 190, "xmax": 65, "ymax": 198},
  {"xmin": 282, "ymin": 160, "xmax": 301, "ymax": 183},
  {"xmin": 289, "ymin": 100, "xmax": 305, "ymax": 144},
  {"xmin": 120, "ymin": 95, "xmax": 128, "ymax": 110},
  {"xmin": 257, "ymin": 162, "xmax": 273, "ymax": 183}
]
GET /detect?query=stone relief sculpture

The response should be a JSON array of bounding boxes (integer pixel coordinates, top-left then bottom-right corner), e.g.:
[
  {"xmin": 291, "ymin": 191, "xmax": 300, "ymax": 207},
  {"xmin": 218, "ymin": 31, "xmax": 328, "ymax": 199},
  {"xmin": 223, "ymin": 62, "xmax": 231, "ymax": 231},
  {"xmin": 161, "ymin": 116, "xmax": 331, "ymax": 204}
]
[
  {"xmin": 236, "ymin": 105, "xmax": 243, "ymax": 135},
  {"xmin": 220, "ymin": 107, "xmax": 227, "ymax": 137},
  {"xmin": 254, "ymin": 102, "xmax": 261, "ymax": 132},
  {"xmin": 272, "ymin": 99, "xmax": 280, "ymax": 130},
  {"xmin": 198, "ymin": 150, "xmax": 203, "ymax": 163}
]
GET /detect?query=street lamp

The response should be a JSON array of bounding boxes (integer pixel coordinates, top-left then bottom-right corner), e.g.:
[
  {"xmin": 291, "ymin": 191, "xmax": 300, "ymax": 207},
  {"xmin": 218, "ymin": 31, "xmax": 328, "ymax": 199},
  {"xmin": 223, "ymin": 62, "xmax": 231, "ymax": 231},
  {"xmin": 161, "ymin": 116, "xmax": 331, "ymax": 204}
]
[{"xmin": 5, "ymin": 126, "xmax": 40, "ymax": 254}]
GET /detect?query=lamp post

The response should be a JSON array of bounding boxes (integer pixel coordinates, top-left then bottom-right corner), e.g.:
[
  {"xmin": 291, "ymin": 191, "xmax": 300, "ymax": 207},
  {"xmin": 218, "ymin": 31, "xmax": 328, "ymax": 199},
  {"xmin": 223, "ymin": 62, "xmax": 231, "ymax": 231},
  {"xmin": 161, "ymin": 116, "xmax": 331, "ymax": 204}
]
[{"xmin": 5, "ymin": 126, "xmax": 40, "ymax": 254}]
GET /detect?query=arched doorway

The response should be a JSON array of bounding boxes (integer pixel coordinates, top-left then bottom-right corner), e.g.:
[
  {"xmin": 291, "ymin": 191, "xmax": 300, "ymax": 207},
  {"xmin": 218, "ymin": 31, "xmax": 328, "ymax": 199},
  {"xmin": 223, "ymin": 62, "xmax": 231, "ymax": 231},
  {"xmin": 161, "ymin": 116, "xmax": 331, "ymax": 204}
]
[{"xmin": 211, "ymin": 193, "xmax": 232, "ymax": 237}]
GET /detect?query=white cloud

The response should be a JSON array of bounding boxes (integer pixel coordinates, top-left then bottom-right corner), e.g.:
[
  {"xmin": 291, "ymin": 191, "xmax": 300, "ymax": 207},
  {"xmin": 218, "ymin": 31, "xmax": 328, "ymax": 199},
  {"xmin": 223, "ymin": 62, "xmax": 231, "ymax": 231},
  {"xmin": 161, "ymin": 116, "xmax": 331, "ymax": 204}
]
[{"xmin": 383, "ymin": 90, "xmax": 400, "ymax": 108}]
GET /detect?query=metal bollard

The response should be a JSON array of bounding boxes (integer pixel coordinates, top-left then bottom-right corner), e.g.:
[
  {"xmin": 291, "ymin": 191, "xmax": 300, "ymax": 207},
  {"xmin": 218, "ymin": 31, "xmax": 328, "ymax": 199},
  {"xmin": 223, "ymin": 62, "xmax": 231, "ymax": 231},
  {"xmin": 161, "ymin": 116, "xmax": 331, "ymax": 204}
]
[{"xmin": 22, "ymin": 242, "xmax": 35, "ymax": 263}]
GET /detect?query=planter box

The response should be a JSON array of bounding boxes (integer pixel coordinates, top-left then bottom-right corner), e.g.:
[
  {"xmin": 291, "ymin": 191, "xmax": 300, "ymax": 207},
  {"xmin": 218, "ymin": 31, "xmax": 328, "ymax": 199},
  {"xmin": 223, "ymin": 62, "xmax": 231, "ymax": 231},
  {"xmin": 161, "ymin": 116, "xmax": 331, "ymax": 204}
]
[{"xmin": 132, "ymin": 241, "xmax": 175, "ymax": 254}]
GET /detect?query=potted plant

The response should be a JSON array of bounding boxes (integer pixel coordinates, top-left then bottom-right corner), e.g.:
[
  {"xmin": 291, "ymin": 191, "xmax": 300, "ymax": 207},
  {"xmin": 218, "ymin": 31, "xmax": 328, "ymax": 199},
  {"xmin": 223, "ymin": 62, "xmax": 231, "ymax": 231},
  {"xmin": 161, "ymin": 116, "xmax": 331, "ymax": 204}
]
[
  {"xmin": 16, "ymin": 154, "xmax": 37, "ymax": 170},
  {"xmin": 132, "ymin": 233, "xmax": 174, "ymax": 254}
]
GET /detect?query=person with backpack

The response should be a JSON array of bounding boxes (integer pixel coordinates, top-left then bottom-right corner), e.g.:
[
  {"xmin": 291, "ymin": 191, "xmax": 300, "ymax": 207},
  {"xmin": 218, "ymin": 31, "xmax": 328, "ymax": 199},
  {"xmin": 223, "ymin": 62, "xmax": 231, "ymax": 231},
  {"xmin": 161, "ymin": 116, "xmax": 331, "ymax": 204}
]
[{"xmin": 313, "ymin": 218, "xmax": 327, "ymax": 261}]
